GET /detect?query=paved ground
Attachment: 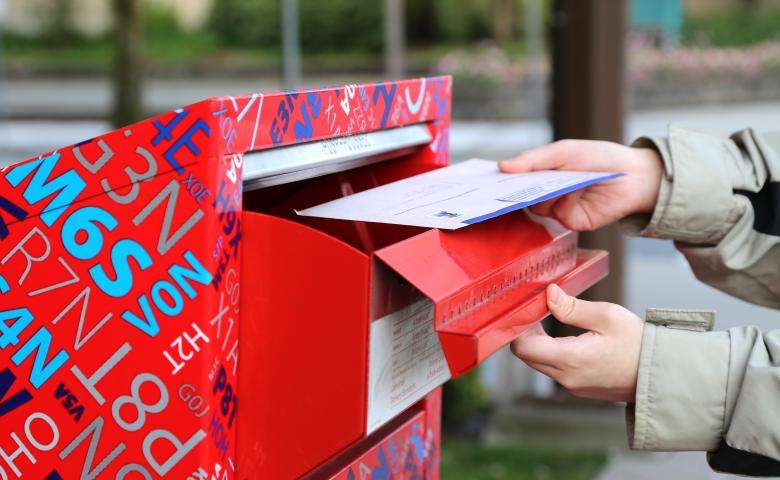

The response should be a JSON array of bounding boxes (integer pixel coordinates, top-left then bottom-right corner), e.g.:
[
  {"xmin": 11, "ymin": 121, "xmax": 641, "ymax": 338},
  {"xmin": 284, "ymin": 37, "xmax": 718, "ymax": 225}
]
[{"xmin": 0, "ymin": 82, "xmax": 776, "ymax": 479}]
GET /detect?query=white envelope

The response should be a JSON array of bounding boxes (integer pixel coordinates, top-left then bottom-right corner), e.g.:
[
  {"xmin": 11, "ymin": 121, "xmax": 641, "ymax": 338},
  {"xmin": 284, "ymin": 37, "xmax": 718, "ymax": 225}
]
[{"xmin": 297, "ymin": 159, "xmax": 622, "ymax": 229}]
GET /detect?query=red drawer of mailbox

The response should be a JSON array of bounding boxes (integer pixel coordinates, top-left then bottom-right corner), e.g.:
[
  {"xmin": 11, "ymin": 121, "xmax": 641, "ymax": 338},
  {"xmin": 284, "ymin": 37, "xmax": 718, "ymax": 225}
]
[{"xmin": 237, "ymin": 192, "xmax": 608, "ymax": 478}]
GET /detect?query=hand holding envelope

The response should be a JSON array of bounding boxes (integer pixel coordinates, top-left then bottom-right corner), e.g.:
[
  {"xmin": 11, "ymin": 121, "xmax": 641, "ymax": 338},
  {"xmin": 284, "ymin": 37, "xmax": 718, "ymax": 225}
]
[
  {"xmin": 297, "ymin": 158, "xmax": 622, "ymax": 229},
  {"xmin": 501, "ymin": 139, "xmax": 665, "ymax": 404}
]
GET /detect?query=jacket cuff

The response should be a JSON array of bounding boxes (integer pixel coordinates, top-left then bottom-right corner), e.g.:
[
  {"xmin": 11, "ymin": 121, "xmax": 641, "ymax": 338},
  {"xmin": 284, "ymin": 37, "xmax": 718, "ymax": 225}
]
[
  {"xmin": 620, "ymin": 126, "xmax": 743, "ymax": 244},
  {"xmin": 628, "ymin": 319, "xmax": 730, "ymax": 452}
]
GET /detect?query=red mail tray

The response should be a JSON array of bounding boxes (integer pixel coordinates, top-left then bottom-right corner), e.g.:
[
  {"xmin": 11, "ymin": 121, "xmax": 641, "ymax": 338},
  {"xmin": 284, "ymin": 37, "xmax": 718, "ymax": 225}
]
[{"xmin": 375, "ymin": 214, "xmax": 609, "ymax": 377}]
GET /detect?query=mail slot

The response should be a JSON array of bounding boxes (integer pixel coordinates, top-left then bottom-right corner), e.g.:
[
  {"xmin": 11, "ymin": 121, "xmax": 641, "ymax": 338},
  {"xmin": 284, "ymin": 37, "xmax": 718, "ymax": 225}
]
[{"xmin": 0, "ymin": 76, "xmax": 608, "ymax": 479}]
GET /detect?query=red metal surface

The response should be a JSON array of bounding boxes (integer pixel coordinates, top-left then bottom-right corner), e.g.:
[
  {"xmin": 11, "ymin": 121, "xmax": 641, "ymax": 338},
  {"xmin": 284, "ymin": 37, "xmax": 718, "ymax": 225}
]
[
  {"xmin": 238, "ymin": 212, "xmax": 371, "ymax": 479},
  {"xmin": 376, "ymin": 211, "xmax": 609, "ymax": 377},
  {"xmin": 307, "ymin": 389, "xmax": 442, "ymax": 480},
  {"xmin": 0, "ymin": 77, "xmax": 451, "ymax": 479},
  {"xmin": 437, "ymin": 249, "xmax": 609, "ymax": 377}
]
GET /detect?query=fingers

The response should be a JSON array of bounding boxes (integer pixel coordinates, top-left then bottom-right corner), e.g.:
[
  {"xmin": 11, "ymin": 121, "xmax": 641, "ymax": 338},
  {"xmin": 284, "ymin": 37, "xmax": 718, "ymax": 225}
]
[
  {"xmin": 546, "ymin": 284, "xmax": 609, "ymax": 331},
  {"xmin": 499, "ymin": 142, "xmax": 569, "ymax": 173},
  {"xmin": 510, "ymin": 322, "xmax": 575, "ymax": 366},
  {"xmin": 550, "ymin": 191, "xmax": 593, "ymax": 231},
  {"xmin": 528, "ymin": 197, "xmax": 559, "ymax": 217}
]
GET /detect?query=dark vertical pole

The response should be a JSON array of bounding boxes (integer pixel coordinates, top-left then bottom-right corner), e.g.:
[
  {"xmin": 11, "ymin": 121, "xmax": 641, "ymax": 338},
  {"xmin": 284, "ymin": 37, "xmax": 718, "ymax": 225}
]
[
  {"xmin": 281, "ymin": 0, "xmax": 301, "ymax": 88},
  {"xmin": 112, "ymin": 0, "xmax": 143, "ymax": 128},
  {"xmin": 551, "ymin": 0, "xmax": 627, "ymax": 305},
  {"xmin": 384, "ymin": 0, "xmax": 405, "ymax": 79}
]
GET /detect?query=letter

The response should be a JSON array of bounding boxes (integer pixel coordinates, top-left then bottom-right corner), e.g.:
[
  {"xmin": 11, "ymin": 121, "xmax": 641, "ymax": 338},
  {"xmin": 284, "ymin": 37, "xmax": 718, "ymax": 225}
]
[
  {"xmin": 163, "ymin": 119, "xmax": 210, "ymax": 174},
  {"xmin": 178, "ymin": 384, "xmax": 195, "ymax": 402},
  {"xmin": 102, "ymin": 146, "xmax": 158, "ymax": 205},
  {"xmin": 2, "ymin": 227, "xmax": 50, "ymax": 286},
  {"xmin": 60, "ymin": 206, "xmax": 117, "ymax": 261},
  {"xmin": 121, "ymin": 295, "xmax": 159, "ymax": 337},
  {"xmin": 89, "ymin": 239, "xmax": 152, "ymax": 298},
  {"xmin": 169, "ymin": 251, "xmax": 212, "ymax": 300},
  {"xmin": 0, "ymin": 308, "xmax": 33, "ymax": 349},
  {"xmin": 163, "ymin": 347, "xmax": 186, "ymax": 375},
  {"xmin": 11, "ymin": 327, "xmax": 69, "ymax": 389},
  {"xmin": 150, "ymin": 280, "xmax": 183, "ymax": 316},
  {"xmin": 24, "ymin": 412, "xmax": 58, "ymax": 451},
  {"xmin": 0, "ymin": 432, "xmax": 35, "ymax": 477},
  {"xmin": 372, "ymin": 83, "xmax": 397, "ymax": 129},
  {"xmin": 0, "ymin": 369, "xmax": 31, "ymax": 418},
  {"xmin": 69, "ymin": 405, "xmax": 85, "ymax": 422},
  {"xmin": 143, "ymin": 428, "xmax": 206, "ymax": 476},
  {"xmin": 53, "ymin": 382, "xmax": 69, "ymax": 400},
  {"xmin": 133, "ymin": 180, "xmax": 204, "ymax": 256},
  {"xmin": 213, "ymin": 366, "xmax": 226, "ymax": 395},
  {"xmin": 58, "ymin": 416, "xmax": 125, "ymax": 480},
  {"xmin": 293, "ymin": 102, "xmax": 314, "ymax": 141},
  {"xmin": 182, "ymin": 323, "xmax": 209, "ymax": 353},
  {"xmin": 62, "ymin": 395, "xmax": 78, "ymax": 409},
  {"xmin": 0, "ymin": 195, "xmax": 27, "ymax": 240},
  {"xmin": 51, "ymin": 287, "xmax": 112, "ymax": 352},
  {"xmin": 152, "ymin": 110, "xmax": 189, "ymax": 146},
  {"xmin": 212, "ymin": 180, "xmax": 230, "ymax": 216},
  {"xmin": 226, "ymin": 340, "xmax": 238, "ymax": 377},
  {"xmin": 28, "ymin": 257, "xmax": 78, "ymax": 297},
  {"xmin": 5, "ymin": 153, "xmax": 86, "ymax": 227},
  {"xmin": 73, "ymin": 138, "xmax": 113, "ymax": 175},
  {"xmin": 71, "ymin": 343, "xmax": 131, "ymax": 406}
]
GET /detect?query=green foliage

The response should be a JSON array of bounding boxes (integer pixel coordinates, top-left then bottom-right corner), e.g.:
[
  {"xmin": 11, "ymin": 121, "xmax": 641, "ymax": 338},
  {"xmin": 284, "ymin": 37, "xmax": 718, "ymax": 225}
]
[
  {"xmin": 209, "ymin": 0, "xmax": 382, "ymax": 52},
  {"xmin": 301, "ymin": 0, "xmax": 383, "ymax": 53},
  {"xmin": 682, "ymin": 7, "xmax": 780, "ymax": 47},
  {"xmin": 432, "ymin": 0, "xmax": 493, "ymax": 44},
  {"xmin": 442, "ymin": 368, "xmax": 489, "ymax": 428},
  {"xmin": 441, "ymin": 440, "xmax": 607, "ymax": 480},
  {"xmin": 210, "ymin": 0, "xmax": 499, "ymax": 52},
  {"xmin": 209, "ymin": 0, "xmax": 280, "ymax": 48},
  {"xmin": 144, "ymin": 6, "xmax": 218, "ymax": 63},
  {"xmin": 407, "ymin": 0, "xmax": 495, "ymax": 46}
]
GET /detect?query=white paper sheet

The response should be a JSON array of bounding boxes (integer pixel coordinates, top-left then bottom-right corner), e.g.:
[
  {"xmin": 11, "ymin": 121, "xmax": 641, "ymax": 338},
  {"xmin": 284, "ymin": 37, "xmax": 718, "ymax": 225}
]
[
  {"xmin": 297, "ymin": 159, "xmax": 622, "ymax": 229},
  {"xmin": 366, "ymin": 298, "xmax": 451, "ymax": 434}
]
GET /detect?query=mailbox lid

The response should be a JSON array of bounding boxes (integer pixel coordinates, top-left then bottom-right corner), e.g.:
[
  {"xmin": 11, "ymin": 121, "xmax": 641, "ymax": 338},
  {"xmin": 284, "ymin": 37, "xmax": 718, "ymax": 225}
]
[{"xmin": 375, "ymin": 211, "xmax": 608, "ymax": 377}]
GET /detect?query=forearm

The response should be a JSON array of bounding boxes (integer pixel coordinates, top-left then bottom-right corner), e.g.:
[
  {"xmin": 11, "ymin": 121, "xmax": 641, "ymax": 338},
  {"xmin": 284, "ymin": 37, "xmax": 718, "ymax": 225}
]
[
  {"xmin": 629, "ymin": 310, "xmax": 780, "ymax": 475},
  {"xmin": 622, "ymin": 126, "xmax": 780, "ymax": 308}
]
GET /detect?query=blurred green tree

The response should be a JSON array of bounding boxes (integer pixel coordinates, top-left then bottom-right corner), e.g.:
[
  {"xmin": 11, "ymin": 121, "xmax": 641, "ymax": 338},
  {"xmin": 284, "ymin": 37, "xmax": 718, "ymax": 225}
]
[{"xmin": 210, "ymin": 0, "xmax": 502, "ymax": 52}]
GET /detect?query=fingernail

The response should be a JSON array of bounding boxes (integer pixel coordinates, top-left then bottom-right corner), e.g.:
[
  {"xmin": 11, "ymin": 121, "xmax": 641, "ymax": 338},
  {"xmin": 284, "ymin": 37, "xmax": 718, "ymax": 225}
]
[{"xmin": 548, "ymin": 284, "xmax": 564, "ymax": 306}]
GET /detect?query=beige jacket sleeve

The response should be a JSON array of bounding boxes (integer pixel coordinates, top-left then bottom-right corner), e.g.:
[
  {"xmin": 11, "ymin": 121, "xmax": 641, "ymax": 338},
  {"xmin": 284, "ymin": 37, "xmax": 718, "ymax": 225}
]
[{"xmin": 622, "ymin": 126, "xmax": 780, "ymax": 476}]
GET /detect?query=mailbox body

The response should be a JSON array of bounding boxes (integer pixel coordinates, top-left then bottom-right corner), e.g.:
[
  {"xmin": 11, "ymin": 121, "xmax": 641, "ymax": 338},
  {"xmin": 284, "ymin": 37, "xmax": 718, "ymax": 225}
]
[
  {"xmin": 0, "ymin": 76, "xmax": 607, "ymax": 479},
  {"xmin": 0, "ymin": 77, "xmax": 452, "ymax": 479}
]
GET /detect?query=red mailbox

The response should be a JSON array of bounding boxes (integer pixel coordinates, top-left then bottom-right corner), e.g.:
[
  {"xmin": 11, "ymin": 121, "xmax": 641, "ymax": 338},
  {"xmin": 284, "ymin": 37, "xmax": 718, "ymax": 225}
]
[{"xmin": 0, "ymin": 76, "xmax": 607, "ymax": 480}]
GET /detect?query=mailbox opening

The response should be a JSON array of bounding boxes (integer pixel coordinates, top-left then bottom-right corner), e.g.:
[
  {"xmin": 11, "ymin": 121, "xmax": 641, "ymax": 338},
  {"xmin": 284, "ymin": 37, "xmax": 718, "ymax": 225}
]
[{"xmin": 242, "ymin": 123, "xmax": 439, "ymax": 254}]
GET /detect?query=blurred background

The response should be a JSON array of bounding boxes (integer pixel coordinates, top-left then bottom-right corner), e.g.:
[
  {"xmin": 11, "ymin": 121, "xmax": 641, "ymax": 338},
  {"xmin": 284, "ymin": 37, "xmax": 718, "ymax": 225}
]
[{"xmin": 0, "ymin": 0, "xmax": 777, "ymax": 478}]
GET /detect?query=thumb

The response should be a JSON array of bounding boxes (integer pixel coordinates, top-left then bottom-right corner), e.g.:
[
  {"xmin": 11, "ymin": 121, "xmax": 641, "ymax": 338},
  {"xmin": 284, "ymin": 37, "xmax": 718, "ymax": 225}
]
[
  {"xmin": 499, "ymin": 143, "xmax": 566, "ymax": 173},
  {"xmin": 546, "ymin": 284, "xmax": 602, "ymax": 331}
]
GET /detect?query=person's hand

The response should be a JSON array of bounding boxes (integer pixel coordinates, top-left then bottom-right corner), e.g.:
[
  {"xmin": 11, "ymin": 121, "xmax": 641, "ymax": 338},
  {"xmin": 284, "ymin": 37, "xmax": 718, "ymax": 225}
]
[
  {"xmin": 499, "ymin": 140, "xmax": 664, "ymax": 231},
  {"xmin": 511, "ymin": 284, "xmax": 643, "ymax": 403}
]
